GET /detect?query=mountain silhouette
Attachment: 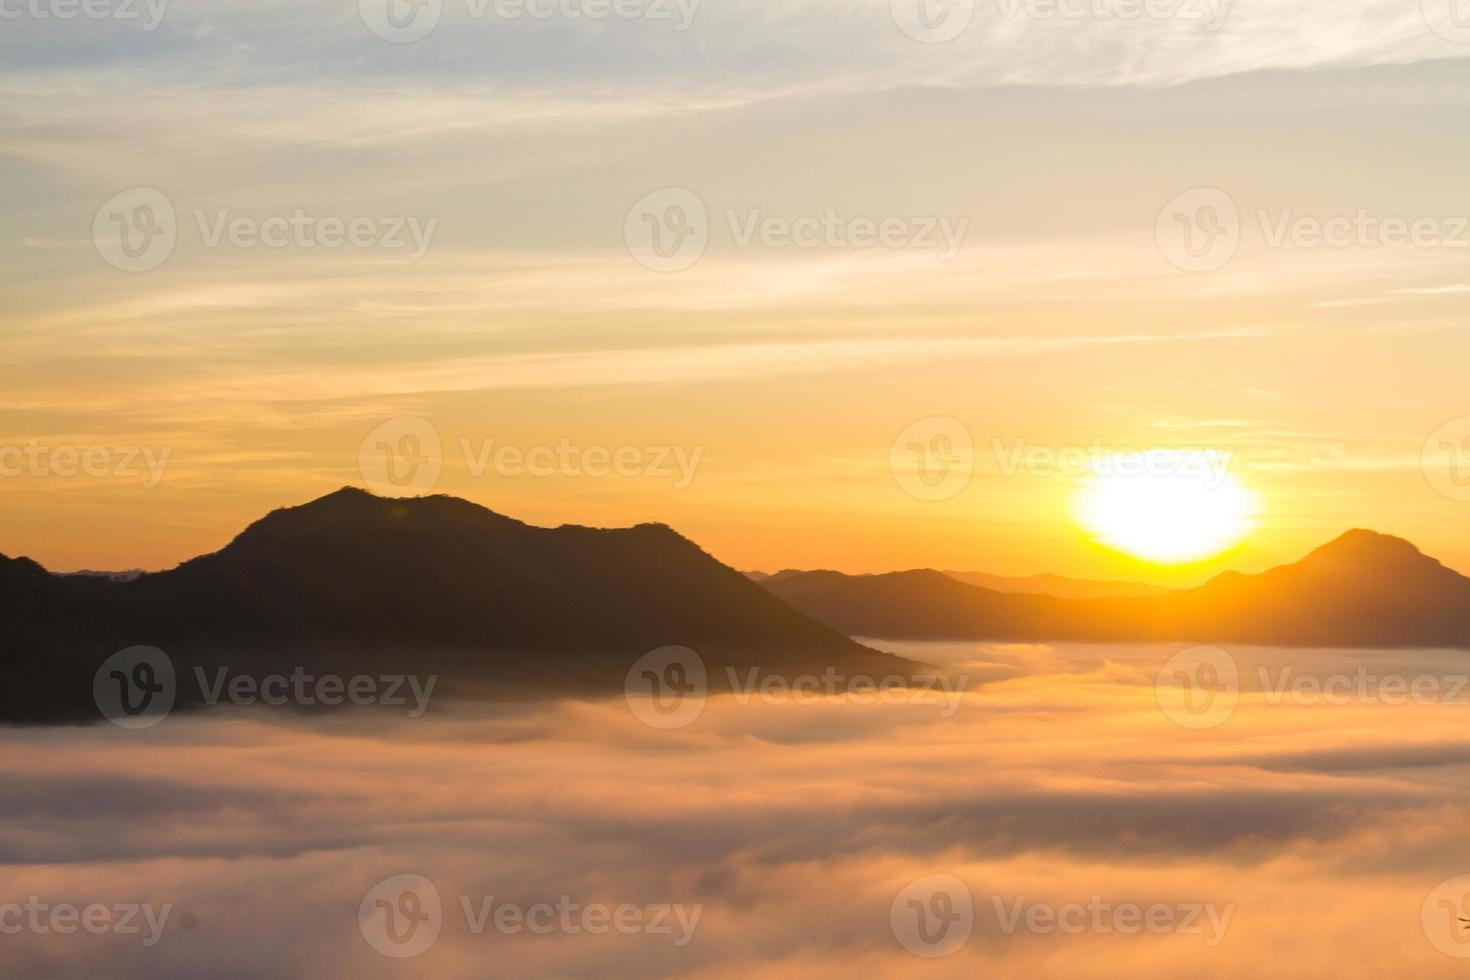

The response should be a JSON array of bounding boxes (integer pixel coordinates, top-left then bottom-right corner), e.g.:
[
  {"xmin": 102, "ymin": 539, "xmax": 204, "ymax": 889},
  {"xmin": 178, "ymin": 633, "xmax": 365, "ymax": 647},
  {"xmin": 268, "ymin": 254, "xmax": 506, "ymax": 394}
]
[
  {"xmin": 938, "ymin": 570, "xmax": 1173, "ymax": 599},
  {"xmin": 762, "ymin": 530, "xmax": 1470, "ymax": 648},
  {"xmin": 0, "ymin": 488, "xmax": 913, "ymax": 723},
  {"xmin": 756, "ymin": 567, "xmax": 1172, "ymax": 599}
]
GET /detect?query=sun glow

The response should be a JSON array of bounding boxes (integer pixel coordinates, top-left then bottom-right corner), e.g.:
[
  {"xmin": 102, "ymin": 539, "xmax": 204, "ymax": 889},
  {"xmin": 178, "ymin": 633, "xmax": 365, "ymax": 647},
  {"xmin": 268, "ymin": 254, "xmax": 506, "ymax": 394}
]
[{"xmin": 1074, "ymin": 451, "xmax": 1257, "ymax": 564}]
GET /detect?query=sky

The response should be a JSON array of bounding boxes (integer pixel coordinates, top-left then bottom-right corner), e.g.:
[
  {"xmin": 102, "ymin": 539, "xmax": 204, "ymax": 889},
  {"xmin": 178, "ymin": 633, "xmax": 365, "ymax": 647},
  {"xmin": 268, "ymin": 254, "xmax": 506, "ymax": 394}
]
[{"xmin": 4, "ymin": 0, "xmax": 1470, "ymax": 583}]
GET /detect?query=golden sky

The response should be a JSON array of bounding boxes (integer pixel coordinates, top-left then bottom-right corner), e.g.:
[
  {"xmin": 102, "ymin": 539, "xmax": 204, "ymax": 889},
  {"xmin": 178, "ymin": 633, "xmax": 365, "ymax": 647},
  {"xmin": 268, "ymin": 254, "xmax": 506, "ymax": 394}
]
[{"xmin": 4, "ymin": 2, "xmax": 1470, "ymax": 583}]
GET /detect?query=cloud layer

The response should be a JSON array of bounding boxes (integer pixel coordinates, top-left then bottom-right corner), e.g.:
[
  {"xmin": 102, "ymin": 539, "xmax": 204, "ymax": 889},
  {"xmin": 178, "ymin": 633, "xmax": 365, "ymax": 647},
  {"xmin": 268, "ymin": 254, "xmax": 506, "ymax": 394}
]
[{"xmin": 2, "ymin": 640, "xmax": 1468, "ymax": 977}]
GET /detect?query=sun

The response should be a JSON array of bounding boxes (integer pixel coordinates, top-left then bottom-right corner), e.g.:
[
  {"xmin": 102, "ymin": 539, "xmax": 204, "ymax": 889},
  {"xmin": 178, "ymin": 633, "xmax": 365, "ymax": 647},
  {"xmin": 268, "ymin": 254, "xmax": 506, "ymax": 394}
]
[{"xmin": 1073, "ymin": 451, "xmax": 1257, "ymax": 564}]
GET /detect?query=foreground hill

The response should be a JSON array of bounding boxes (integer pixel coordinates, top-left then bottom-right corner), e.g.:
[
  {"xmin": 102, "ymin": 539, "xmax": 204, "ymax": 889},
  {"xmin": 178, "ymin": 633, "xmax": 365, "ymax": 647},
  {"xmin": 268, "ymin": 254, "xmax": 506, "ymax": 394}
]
[
  {"xmin": 0, "ymin": 489, "xmax": 914, "ymax": 723},
  {"xmin": 763, "ymin": 530, "xmax": 1470, "ymax": 649}
]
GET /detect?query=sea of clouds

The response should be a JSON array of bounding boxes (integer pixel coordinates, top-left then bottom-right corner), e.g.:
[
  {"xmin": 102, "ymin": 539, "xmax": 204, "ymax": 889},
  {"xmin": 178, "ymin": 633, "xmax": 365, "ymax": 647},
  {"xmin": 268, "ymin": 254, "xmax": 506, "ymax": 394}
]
[{"xmin": 2, "ymin": 640, "xmax": 1468, "ymax": 977}]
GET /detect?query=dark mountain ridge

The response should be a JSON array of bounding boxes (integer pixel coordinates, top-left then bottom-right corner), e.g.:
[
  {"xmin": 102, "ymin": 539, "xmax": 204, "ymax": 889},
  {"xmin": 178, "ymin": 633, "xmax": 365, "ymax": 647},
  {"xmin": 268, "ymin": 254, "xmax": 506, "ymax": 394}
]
[
  {"xmin": 1, "ymin": 488, "xmax": 913, "ymax": 723},
  {"xmin": 752, "ymin": 567, "xmax": 1173, "ymax": 599},
  {"xmin": 762, "ymin": 530, "xmax": 1470, "ymax": 649}
]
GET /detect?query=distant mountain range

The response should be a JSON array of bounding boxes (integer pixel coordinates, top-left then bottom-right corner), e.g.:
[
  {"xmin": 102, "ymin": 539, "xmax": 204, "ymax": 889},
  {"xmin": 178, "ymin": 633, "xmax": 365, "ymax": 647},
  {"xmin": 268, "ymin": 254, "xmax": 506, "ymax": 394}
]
[
  {"xmin": 0, "ymin": 488, "xmax": 912, "ymax": 723},
  {"xmin": 58, "ymin": 569, "xmax": 144, "ymax": 582},
  {"xmin": 749, "ymin": 568, "xmax": 1172, "ymax": 599},
  {"xmin": 762, "ymin": 530, "xmax": 1470, "ymax": 648},
  {"xmin": 938, "ymin": 571, "xmax": 1174, "ymax": 599},
  {"xmin": 9, "ymin": 493, "xmax": 1466, "ymax": 724}
]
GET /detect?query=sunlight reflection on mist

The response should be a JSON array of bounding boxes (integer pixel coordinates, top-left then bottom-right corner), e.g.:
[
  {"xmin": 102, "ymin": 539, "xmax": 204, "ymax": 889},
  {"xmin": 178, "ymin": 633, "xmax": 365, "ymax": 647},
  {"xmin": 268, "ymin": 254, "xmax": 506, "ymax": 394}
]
[{"xmin": 1, "ymin": 640, "xmax": 1468, "ymax": 978}]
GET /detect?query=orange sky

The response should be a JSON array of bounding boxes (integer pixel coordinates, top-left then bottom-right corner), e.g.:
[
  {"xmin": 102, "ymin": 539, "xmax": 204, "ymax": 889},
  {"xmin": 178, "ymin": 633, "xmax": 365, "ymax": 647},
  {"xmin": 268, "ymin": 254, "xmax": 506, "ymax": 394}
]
[{"xmin": 4, "ymin": 13, "xmax": 1470, "ymax": 583}]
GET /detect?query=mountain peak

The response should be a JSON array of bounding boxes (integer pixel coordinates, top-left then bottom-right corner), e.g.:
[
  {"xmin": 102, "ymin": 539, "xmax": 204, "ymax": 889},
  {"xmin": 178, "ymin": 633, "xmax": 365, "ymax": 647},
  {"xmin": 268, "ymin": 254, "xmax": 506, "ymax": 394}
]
[
  {"xmin": 315, "ymin": 485, "xmax": 377, "ymax": 504},
  {"xmin": 1, "ymin": 490, "xmax": 914, "ymax": 722},
  {"xmin": 258, "ymin": 486, "xmax": 522, "ymax": 527},
  {"xmin": 300, "ymin": 486, "xmax": 483, "ymax": 513},
  {"xmin": 1303, "ymin": 529, "xmax": 1438, "ymax": 570},
  {"xmin": 761, "ymin": 529, "xmax": 1470, "ymax": 649}
]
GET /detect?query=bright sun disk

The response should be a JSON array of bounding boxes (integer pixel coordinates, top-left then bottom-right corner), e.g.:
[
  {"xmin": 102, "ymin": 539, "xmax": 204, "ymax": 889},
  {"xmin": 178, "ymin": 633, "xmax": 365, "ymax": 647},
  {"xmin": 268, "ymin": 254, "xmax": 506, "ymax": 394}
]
[{"xmin": 1073, "ymin": 451, "xmax": 1257, "ymax": 564}]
